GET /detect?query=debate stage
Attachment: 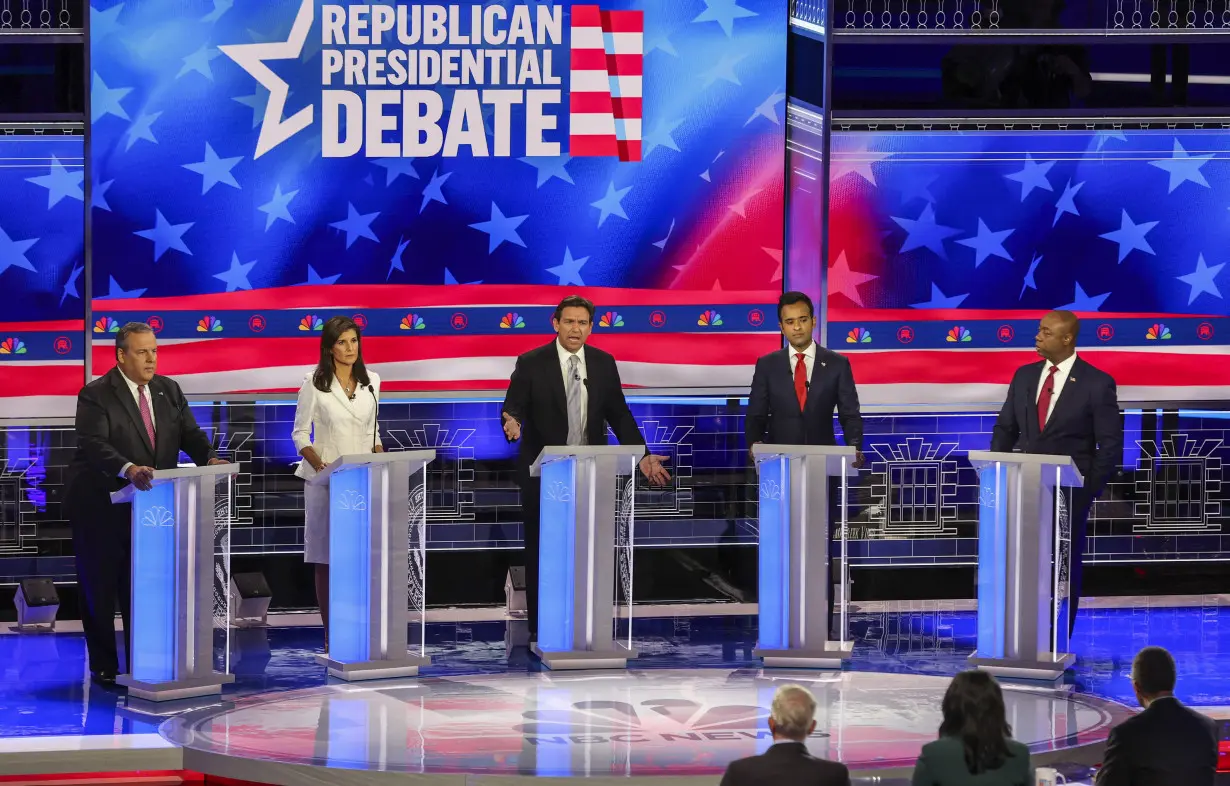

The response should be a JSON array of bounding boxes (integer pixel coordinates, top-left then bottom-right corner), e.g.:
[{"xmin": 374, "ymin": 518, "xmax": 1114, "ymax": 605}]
[{"xmin": 3, "ymin": 600, "xmax": 1229, "ymax": 785}]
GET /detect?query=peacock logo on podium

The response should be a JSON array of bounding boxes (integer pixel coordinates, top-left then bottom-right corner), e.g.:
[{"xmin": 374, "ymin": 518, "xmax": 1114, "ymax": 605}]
[
  {"xmin": 759, "ymin": 480, "xmax": 782, "ymax": 501},
  {"xmin": 141, "ymin": 506, "xmax": 174, "ymax": 528},
  {"xmin": 338, "ymin": 489, "xmax": 368, "ymax": 512},
  {"xmin": 543, "ymin": 481, "xmax": 572, "ymax": 503}
]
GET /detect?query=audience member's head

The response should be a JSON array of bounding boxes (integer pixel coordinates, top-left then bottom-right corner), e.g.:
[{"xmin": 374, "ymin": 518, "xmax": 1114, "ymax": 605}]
[
  {"xmin": 769, "ymin": 684, "xmax": 817, "ymax": 742},
  {"xmin": 1131, "ymin": 646, "xmax": 1177, "ymax": 708},
  {"xmin": 939, "ymin": 671, "xmax": 1014, "ymax": 774}
]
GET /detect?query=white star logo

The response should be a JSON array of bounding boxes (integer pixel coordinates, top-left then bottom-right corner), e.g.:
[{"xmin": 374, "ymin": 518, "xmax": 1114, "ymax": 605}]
[{"xmin": 219, "ymin": 0, "xmax": 313, "ymax": 158}]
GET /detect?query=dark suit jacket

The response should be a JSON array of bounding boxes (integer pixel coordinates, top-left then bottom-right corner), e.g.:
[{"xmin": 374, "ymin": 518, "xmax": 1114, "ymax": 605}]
[
  {"xmin": 720, "ymin": 741, "xmax": 850, "ymax": 786},
  {"xmin": 912, "ymin": 736, "xmax": 1031, "ymax": 786},
  {"xmin": 1096, "ymin": 697, "xmax": 1218, "ymax": 786},
  {"xmin": 66, "ymin": 367, "xmax": 216, "ymax": 513},
  {"xmin": 501, "ymin": 341, "xmax": 646, "ymax": 483},
  {"xmin": 745, "ymin": 346, "xmax": 864, "ymax": 449},
  {"xmin": 990, "ymin": 356, "xmax": 1122, "ymax": 494}
]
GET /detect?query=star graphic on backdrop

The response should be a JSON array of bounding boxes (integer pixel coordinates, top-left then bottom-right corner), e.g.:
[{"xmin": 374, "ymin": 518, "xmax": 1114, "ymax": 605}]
[
  {"xmin": 692, "ymin": 0, "xmax": 757, "ymax": 36},
  {"xmin": 1060, "ymin": 282, "xmax": 1111, "ymax": 311},
  {"xmin": 763, "ymin": 247, "xmax": 783, "ymax": 282},
  {"xmin": 26, "ymin": 156, "xmax": 84, "ymax": 208},
  {"xmin": 59, "ymin": 264, "xmax": 83, "ymax": 306},
  {"xmin": 329, "ymin": 203, "xmax": 380, "ymax": 248},
  {"xmin": 519, "ymin": 155, "xmax": 573, "ymax": 187},
  {"xmin": 91, "ymin": 72, "xmax": 132, "ymax": 122},
  {"xmin": 911, "ymin": 283, "xmax": 969, "ymax": 309},
  {"xmin": 469, "ymin": 202, "xmax": 528, "ymax": 252},
  {"xmin": 178, "ymin": 45, "xmax": 222, "ymax": 80},
  {"xmin": 591, "ymin": 182, "xmax": 631, "ymax": 227},
  {"xmin": 420, "ymin": 169, "xmax": 452, "ymax": 212},
  {"xmin": 892, "ymin": 204, "xmax": 961, "ymax": 260},
  {"xmin": 214, "ymin": 252, "xmax": 257, "ymax": 292},
  {"xmin": 830, "ymin": 143, "xmax": 892, "ymax": 186},
  {"xmin": 1052, "ymin": 179, "xmax": 1084, "ymax": 227},
  {"xmin": 134, "ymin": 209, "xmax": 193, "ymax": 262},
  {"xmin": 91, "ymin": 3, "xmax": 125, "ymax": 39},
  {"xmin": 1148, "ymin": 139, "xmax": 1213, "ymax": 193},
  {"xmin": 896, "ymin": 173, "xmax": 937, "ymax": 205},
  {"xmin": 102, "ymin": 275, "xmax": 146, "ymax": 299},
  {"xmin": 388, "ymin": 236, "xmax": 410, "ymax": 279},
  {"xmin": 302, "ymin": 264, "xmax": 340, "ymax": 285},
  {"xmin": 1099, "ymin": 209, "xmax": 1158, "ymax": 263},
  {"xmin": 1177, "ymin": 253, "xmax": 1224, "ymax": 305},
  {"xmin": 233, "ymin": 89, "xmax": 273, "ymax": 129},
  {"xmin": 373, "ymin": 157, "xmax": 419, "ymax": 185},
  {"xmin": 745, "ymin": 91, "xmax": 786, "ymax": 125},
  {"xmin": 1003, "ymin": 153, "xmax": 1054, "ymax": 201},
  {"xmin": 125, "ymin": 111, "xmax": 162, "ymax": 151},
  {"xmin": 646, "ymin": 31, "xmax": 678, "ymax": 56},
  {"xmin": 219, "ymin": 0, "xmax": 314, "ymax": 158},
  {"xmin": 728, "ymin": 188, "xmax": 762, "ymax": 217},
  {"xmin": 201, "ymin": 0, "xmax": 233, "ymax": 23},
  {"xmin": 92, "ymin": 178, "xmax": 114, "ymax": 212},
  {"xmin": 643, "ymin": 117, "xmax": 683, "ymax": 157},
  {"xmin": 257, "ymin": 184, "xmax": 298, "ymax": 230},
  {"xmin": 1020, "ymin": 254, "xmax": 1043, "ymax": 299},
  {"xmin": 183, "ymin": 142, "xmax": 243, "ymax": 194},
  {"xmin": 1094, "ymin": 130, "xmax": 1127, "ymax": 152},
  {"xmin": 700, "ymin": 53, "xmax": 746, "ymax": 87},
  {"xmin": 956, "ymin": 219, "xmax": 1014, "ymax": 267},
  {"xmin": 829, "ymin": 251, "xmax": 878, "ymax": 306},
  {"xmin": 547, "ymin": 247, "xmax": 589, "ymax": 286},
  {"xmin": 444, "ymin": 267, "xmax": 483, "ymax": 285}
]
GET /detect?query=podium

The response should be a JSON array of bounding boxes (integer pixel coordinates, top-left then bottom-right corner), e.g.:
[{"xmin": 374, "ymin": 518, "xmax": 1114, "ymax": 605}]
[
  {"xmin": 110, "ymin": 464, "xmax": 237, "ymax": 701},
  {"xmin": 752, "ymin": 444, "xmax": 857, "ymax": 669},
  {"xmin": 530, "ymin": 445, "xmax": 645, "ymax": 670},
  {"xmin": 967, "ymin": 451, "xmax": 1084, "ymax": 681},
  {"xmin": 309, "ymin": 450, "xmax": 436, "ymax": 681}
]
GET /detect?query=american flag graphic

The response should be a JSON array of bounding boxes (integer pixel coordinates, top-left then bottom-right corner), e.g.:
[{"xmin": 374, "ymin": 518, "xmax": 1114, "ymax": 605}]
[{"xmin": 569, "ymin": 5, "xmax": 643, "ymax": 162}]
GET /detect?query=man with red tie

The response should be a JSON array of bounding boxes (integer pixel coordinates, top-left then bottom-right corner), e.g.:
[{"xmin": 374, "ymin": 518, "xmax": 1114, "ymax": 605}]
[{"xmin": 991, "ymin": 310, "xmax": 1122, "ymax": 638}]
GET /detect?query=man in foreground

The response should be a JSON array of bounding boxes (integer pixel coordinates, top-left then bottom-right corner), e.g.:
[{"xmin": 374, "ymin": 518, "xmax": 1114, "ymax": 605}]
[{"xmin": 721, "ymin": 684, "xmax": 850, "ymax": 786}]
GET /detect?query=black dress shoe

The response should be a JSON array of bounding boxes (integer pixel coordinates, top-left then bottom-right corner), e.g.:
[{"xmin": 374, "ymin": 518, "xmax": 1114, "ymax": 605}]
[{"xmin": 90, "ymin": 671, "xmax": 118, "ymax": 688}]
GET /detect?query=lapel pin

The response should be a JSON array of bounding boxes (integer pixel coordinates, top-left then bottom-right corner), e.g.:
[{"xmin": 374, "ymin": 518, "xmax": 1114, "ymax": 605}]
[
  {"xmin": 1070, "ymin": 376, "xmax": 1076, "ymax": 383},
  {"xmin": 821, "ymin": 362, "xmax": 827, "ymax": 367}
]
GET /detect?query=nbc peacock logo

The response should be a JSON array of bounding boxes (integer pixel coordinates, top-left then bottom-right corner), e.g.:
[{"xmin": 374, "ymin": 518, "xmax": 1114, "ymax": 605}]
[
  {"xmin": 1145, "ymin": 323, "xmax": 1171, "ymax": 340},
  {"xmin": 299, "ymin": 314, "xmax": 324, "ymax": 331},
  {"xmin": 196, "ymin": 316, "xmax": 223, "ymax": 333},
  {"xmin": 846, "ymin": 327, "xmax": 871, "ymax": 344},
  {"xmin": 599, "ymin": 311, "xmax": 624, "ymax": 328},
  {"xmin": 946, "ymin": 325, "xmax": 972, "ymax": 343},
  {"xmin": 400, "ymin": 314, "xmax": 426, "ymax": 330},
  {"xmin": 500, "ymin": 312, "xmax": 526, "ymax": 329},
  {"xmin": 93, "ymin": 316, "xmax": 119, "ymax": 333},
  {"xmin": 0, "ymin": 338, "xmax": 26, "ymax": 355},
  {"xmin": 698, "ymin": 309, "xmax": 723, "ymax": 327}
]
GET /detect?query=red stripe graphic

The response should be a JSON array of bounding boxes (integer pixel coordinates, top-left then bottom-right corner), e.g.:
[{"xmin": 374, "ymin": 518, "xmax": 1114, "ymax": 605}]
[
  {"xmin": 600, "ymin": 9, "xmax": 644, "ymax": 32},
  {"xmin": 828, "ymin": 308, "xmax": 1226, "ymax": 322},
  {"xmin": 571, "ymin": 4, "xmax": 603, "ymax": 26},
  {"xmin": 0, "ymin": 319, "xmax": 85, "ymax": 332},
  {"xmin": 568, "ymin": 50, "xmax": 643, "ymax": 76},
  {"xmin": 568, "ymin": 135, "xmax": 621, "ymax": 157},
  {"xmin": 0, "ymin": 364, "xmax": 84, "ymax": 395},
  {"xmin": 570, "ymin": 92, "xmax": 637, "ymax": 114}
]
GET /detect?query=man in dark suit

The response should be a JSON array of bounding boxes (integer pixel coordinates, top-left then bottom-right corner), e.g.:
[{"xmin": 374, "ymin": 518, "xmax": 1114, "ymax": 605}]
[
  {"xmin": 66, "ymin": 322, "xmax": 226, "ymax": 687},
  {"xmin": 991, "ymin": 309, "xmax": 1122, "ymax": 638},
  {"xmin": 721, "ymin": 684, "xmax": 849, "ymax": 786},
  {"xmin": 501, "ymin": 296, "xmax": 671, "ymax": 641},
  {"xmin": 1096, "ymin": 646, "xmax": 1218, "ymax": 786}
]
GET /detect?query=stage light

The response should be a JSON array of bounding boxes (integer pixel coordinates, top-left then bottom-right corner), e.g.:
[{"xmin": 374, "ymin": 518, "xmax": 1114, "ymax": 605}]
[
  {"xmin": 13, "ymin": 578, "xmax": 59, "ymax": 631},
  {"xmin": 228, "ymin": 572, "xmax": 273, "ymax": 628}
]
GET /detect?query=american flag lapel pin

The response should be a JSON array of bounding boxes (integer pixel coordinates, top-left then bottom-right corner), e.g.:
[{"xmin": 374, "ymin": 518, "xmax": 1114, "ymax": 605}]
[
  {"xmin": 821, "ymin": 362, "xmax": 827, "ymax": 367},
  {"xmin": 1070, "ymin": 376, "xmax": 1076, "ymax": 383}
]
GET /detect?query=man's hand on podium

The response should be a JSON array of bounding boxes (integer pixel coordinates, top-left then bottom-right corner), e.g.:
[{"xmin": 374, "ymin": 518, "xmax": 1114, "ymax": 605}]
[
  {"xmin": 207, "ymin": 457, "xmax": 231, "ymax": 466},
  {"xmin": 502, "ymin": 412, "xmax": 521, "ymax": 442},
  {"xmin": 853, "ymin": 450, "xmax": 866, "ymax": 469},
  {"xmin": 125, "ymin": 465, "xmax": 155, "ymax": 491},
  {"xmin": 371, "ymin": 445, "xmax": 385, "ymax": 453},
  {"xmin": 639, "ymin": 454, "xmax": 671, "ymax": 486}
]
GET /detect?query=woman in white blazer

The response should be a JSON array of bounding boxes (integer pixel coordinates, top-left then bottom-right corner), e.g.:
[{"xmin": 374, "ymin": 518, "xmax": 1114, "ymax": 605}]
[{"xmin": 291, "ymin": 315, "xmax": 383, "ymax": 646}]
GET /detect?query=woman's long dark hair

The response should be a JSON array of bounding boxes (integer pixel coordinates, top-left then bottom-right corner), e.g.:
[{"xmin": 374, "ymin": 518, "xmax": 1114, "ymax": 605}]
[
  {"xmin": 312, "ymin": 316, "xmax": 371, "ymax": 393},
  {"xmin": 938, "ymin": 671, "xmax": 1014, "ymax": 774}
]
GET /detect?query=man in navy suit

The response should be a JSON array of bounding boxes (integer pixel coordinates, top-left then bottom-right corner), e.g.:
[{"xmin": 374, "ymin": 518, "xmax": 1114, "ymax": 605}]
[{"xmin": 991, "ymin": 309, "xmax": 1122, "ymax": 637}]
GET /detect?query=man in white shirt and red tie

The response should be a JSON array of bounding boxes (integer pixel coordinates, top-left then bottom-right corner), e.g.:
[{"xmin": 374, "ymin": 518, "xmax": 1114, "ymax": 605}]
[
  {"xmin": 746, "ymin": 292, "xmax": 865, "ymax": 633},
  {"xmin": 991, "ymin": 309, "xmax": 1123, "ymax": 638}
]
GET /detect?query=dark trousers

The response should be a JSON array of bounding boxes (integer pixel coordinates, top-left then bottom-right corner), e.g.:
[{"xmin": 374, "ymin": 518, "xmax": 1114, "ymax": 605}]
[
  {"xmin": 70, "ymin": 496, "xmax": 132, "ymax": 675},
  {"xmin": 1151, "ymin": 44, "xmax": 1190, "ymax": 105},
  {"xmin": 1065, "ymin": 487, "xmax": 1094, "ymax": 638},
  {"xmin": 521, "ymin": 477, "xmax": 542, "ymax": 638}
]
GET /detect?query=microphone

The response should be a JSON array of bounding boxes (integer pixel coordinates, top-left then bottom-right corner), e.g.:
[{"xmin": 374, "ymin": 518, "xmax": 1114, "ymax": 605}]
[
  {"xmin": 582, "ymin": 378, "xmax": 588, "ymax": 387},
  {"xmin": 368, "ymin": 384, "xmax": 378, "ymax": 451}
]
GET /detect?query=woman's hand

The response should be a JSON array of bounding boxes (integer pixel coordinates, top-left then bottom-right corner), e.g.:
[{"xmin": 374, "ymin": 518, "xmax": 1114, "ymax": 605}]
[{"xmin": 301, "ymin": 447, "xmax": 326, "ymax": 473}]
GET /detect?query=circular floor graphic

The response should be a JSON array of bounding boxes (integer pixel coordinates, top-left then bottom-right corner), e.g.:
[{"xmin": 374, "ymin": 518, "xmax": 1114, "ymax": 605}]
[{"xmin": 166, "ymin": 669, "xmax": 1130, "ymax": 780}]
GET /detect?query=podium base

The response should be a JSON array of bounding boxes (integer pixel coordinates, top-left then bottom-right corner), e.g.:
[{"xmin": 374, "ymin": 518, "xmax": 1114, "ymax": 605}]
[
  {"xmin": 968, "ymin": 652, "xmax": 1075, "ymax": 682},
  {"xmin": 531, "ymin": 644, "xmax": 637, "ymax": 671},
  {"xmin": 754, "ymin": 641, "xmax": 855, "ymax": 669},
  {"xmin": 116, "ymin": 673, "xmax": 235, "ymax": 702},
  {"xmin": 315, "ymin": 653, "xmax": 431, "ymax": 681}
]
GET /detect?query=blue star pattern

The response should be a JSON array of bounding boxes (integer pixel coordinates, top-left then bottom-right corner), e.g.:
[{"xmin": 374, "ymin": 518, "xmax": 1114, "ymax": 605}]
[
  {"xmin": 134, "ymin": 209, "xmax": 194, "ymax": 262},
  {"xmin": 1060, "ymin": 282, "xmax": 1111, "ymax": 312},
  {"xmin": 1177, "ymin": 254, "xmax": 1224, "ymax": 305},
  {"xmin": 0, "ymin": 223, "xmax": 40, "ymax": 277},
  {"xmin": 892, "ymin": 204, "xmax": 961, "ymax": 260},
  {"xmin": 591, "ymin": 182, "xmax": 632, "ymax": 227},
  {"xmin": 419, "ymin": 169, "xmax": 452, "ymax": 213},
  {"xmin": 956, "ymin": 219, "xmax": 1014, "ymax": 268},
  {"xmin": 183, "ymin": 142, "xmax": 243, "ymax": 195},
  {"xmin": 388, "ymin": 236, "xmax": 410, "ymax": 280},
  {"xmin": 258, "ymin": 184, "xmax": 298, "ymax": 230},
  {"xmin": 1148, "ymin": 139, "xmax": 1212, "ymax": 194},
  {"xmin": 692, "ymin": 0, "xmax": 758, "ymax": 36},
  {"xmin": 329, "ymin": 203, "xmax": 381, "ymax": 249},
  {"xmin": 1052, "ymin": 179, "xmax": 1083, "ymax": 227},
  {"xmin": 469, "ymin": 202, "xmax": 528, "ymax": 253},
  {"xmin": 547, "ymin": 247, "xmax": 589, "ymax": 286},
  {"xmin": 26, "ymin": 156, "xmax": 85, "ymax": 208},
  {"xmin": 1003, "ymin": 153, "xmax": 1054, "ymax": 201},
  {"xmin": 214, "ymin": 252, "xmax": 258, "ymax": 292},
  {"xmin": 1099, "ymin": 209, "xmax": 1157, "ymax": 264}
]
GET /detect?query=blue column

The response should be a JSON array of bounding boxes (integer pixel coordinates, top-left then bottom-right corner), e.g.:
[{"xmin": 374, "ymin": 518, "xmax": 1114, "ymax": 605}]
[
  {"xmin": 131, "ymin": 481, "xmax": 178, "ymax": 682},
  {"xmin": 329, "ymin": 467, "xmax": 372, "ymax": 663},
  {"xmin": 757, "ymin": 458, "xmax": 791, "ymax": 650},
  {"xmin": 537, "ymin": 458, "xmax": 577, "ymax": 652},
  {"xmin": 976, "ymin": 465, "xmax": 1007, "ymax": 659}
]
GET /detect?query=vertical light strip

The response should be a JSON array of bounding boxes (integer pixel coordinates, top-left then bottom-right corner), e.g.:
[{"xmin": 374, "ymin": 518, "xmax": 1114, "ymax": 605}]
[
  {"xmin": 626, "ymin": 461, "xmax": 634, "ymax": 653},
  {"xmin": 185, "ymin": 481, "xmax": 197, "ymax": 675},
  {"xmin": 1051, "ymin": 467, "xmax": 1061, "ymax": 659},
  {"xmin": 380, "ymin": 464, "xmax": 389, "ymax": 658},
  {"xmin": 418, "ymin": 465, "xmax": 427, "ymax": 658},
  {"xmin": 585, "ymin": 458, "xmax": 596, "ymax": 648},
  {"xmin": 840, "ymin": 456, "xmax": 848, "ymax": 646},
  {"xmin": 1011, "ymin": 463, "xmax": 1022, "ymax": 658},
  {"xmin": 798, "ymin": 456, "xmax": 807, "ymax": 648}
]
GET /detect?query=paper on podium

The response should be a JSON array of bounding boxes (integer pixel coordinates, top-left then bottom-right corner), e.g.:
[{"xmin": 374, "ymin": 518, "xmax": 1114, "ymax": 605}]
[
  {"xmin": 308, "ymin": 449, "xmax": 436, "ymax": 486},
  {"xmin": 751, "ymin": 443, "xmax": 859, "ymax": 476},
  {"xmin": 529, "ymin": 445, "xmax": 646, "ymax": 478},
  {"xmin": 109, "ymin": 463, "xmax": 236, "ymax": 504},
  {"xmin": 967, "ymin": 450, "xmax": 1084, "ymax": 489}
]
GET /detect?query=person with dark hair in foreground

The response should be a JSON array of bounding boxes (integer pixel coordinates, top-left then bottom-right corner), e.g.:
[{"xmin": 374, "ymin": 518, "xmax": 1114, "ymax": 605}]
[
  {"xmin": 721, "ymin": 684, "xmax": 849, "ymax": 786},
  {"xmin": 501, "ymin": 295, "xmax": 671, "ymax": 642},
  {"xmin": 1096, "ymin": 646, "xmax": 1217, "ymax": 786},
  {"xmin": 912, "ymin": 671, "xmax": 1031, "ymax": 785}
]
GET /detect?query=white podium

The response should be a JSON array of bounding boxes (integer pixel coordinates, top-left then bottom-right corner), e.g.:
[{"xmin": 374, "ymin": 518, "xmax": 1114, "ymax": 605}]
[
  {"xmin": 530, "ymin": 445, "xmax": 644, "ymax": 670},
  {"xmin": 752, "ymin": 444, "xmax": 857, "ymax": 669},
  {"xmin": 310, "ymin": 450, "xmax": 436, "ymax": 681},
  {"xmin": 110, "ymin": 464, "xmax": 237, "ymax": 701},
  {"xmin": 968, "ymin": 451, "xmax": 1084, "ymax": 681}
]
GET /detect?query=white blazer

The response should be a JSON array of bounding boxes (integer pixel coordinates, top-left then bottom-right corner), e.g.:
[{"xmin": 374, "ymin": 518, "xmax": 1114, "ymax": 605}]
[{"xmin": 291, "ymin": 370, "xmax": 383, "ymax": 480}]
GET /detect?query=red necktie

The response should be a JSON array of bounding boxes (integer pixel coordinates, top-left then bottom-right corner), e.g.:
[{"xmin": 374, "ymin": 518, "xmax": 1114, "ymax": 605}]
[
  {"xmin": 1037, "ymin": 365, "xmax": 1058, "ymax": 430},
  {"xmin": 138, "ymin": 384, "xmax": 157, "ymax": 447},
  {"xmin": 794, "ymin": 353, "xmax": 807, "ymax": 411}
]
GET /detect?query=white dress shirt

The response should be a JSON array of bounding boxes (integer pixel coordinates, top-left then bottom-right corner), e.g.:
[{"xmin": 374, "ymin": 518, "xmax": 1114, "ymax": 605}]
[
  {"xmin": 557, "ymin": 339, "xmax": 587, "ymax": 432},
  {"xmin": 1035, "ymin": 352, "xmax": 1078, "ymax": 423},
  {"xmin": 787, "ymin": 341, "xmax": 817, "ymax": 385},
  {"xmin": 117, "ymin": 370, "xmax": 156, "ymax": 479}
]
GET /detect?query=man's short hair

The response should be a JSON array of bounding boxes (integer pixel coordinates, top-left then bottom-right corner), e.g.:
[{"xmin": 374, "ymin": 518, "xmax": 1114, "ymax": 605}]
[
  {"xmin": 778, "ymin": 291, "xmax": 814, "ymax": 321},
  {"xmin": 770, "ymin": 684, "xmax": 817, "ymax": 740},
  {"xmin": 115, "ymin": 322, "xmax": 154, "ymax": 359},
  {"xmin": 1132, "ymin": 646, "xmax": 1177, "ymax": 696},
  {"xmin": 553, "ymin": 295, "xmax": 594, "ymax": 322},
  {"xmin": 1051, "ymin": 309, "xmax": 1081, "ymax": 340}
]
